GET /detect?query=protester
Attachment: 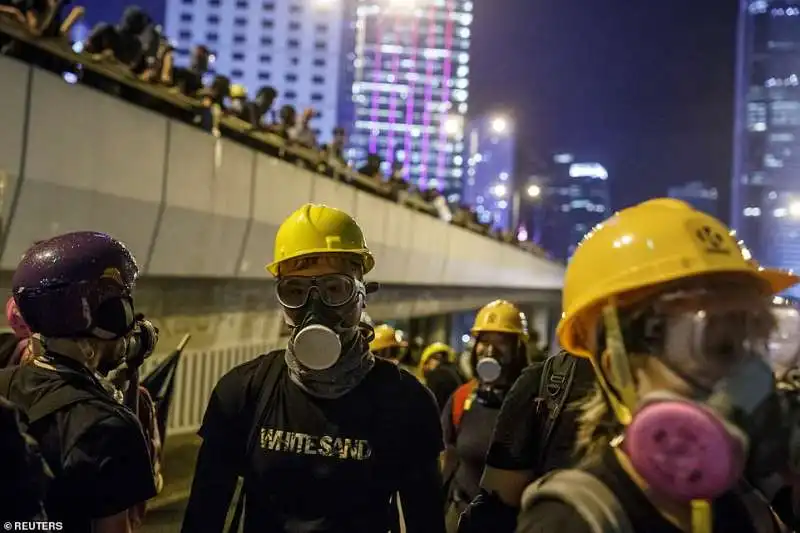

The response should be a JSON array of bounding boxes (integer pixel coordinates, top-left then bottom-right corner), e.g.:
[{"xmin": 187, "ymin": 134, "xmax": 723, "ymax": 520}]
[
  {"xmin": 418, "ymin": 342, "xmax": 463, "ymax": 410},
  {"xmin": 441, "ymin": 300, "xmax": 528, "ymax": 532},
  {"xmin": 172, "ymin": 44, "xmax": 210, "ymax": 97},
  {"xmin": 84, "ymin": 6, "xmax": 151, "ymax": 72},
  {"xmin": 0, "ymin": 232, "xmax": 157, "ymax": 533},
  {"xmin": 182, "ymin": 203, "xmax": 445, "ymax": 533},
  {"xmin": 518, "ymin": 198, "xmax": 798, "ymax": 533}
]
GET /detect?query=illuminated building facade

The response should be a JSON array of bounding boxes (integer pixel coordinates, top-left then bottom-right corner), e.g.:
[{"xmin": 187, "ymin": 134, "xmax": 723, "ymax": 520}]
[
  {"xmin": 732, "ymin": 0, "xmax": 800, "ymax": 293},
  {"xmin": 164, "ymin": 0, "xmax": 347, "ymax": 139},
  {"xmin": 346, "ymin": 0, "xmax": 473, "ymax": 195},
  {"xmin": 668, "ymin": 181, "xmax": 720, "ymax": 217},
  {"xmin": 537, "ymin": 158, "xmax": 610, "ymax": 261},
  {"xmin": 462, "ymin": 114, "xmax": 515, "ymax": 229}
]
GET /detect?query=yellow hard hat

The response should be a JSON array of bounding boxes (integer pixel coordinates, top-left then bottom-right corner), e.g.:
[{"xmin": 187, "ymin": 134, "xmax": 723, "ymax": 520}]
[
  {"xmin": 370, "ymin": 324, "xmax": 405, "ymax": 352},
  {"xmin": 420, "ymin": 342, "xmax": 456, "ymax": 366},
  {"xmin": 267, "ymin": 204, "xmax": 375, "ymax": 276},
  {"xmin": 557, "ymin": 198, "xmax": 800, "ymax": 358},
  {"xmin": 471, "ymin": 300, "xmax": 529, "ymax": 341},
  {"xmin": 230, "ymin": 84, "xmax": 247, "ymax": 99}
]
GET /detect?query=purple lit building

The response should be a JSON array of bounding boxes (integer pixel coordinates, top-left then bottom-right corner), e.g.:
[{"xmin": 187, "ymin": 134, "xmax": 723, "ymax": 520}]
[{"xmin": 345, "ymin": 0, "xmax": 473, "ymax": 195}]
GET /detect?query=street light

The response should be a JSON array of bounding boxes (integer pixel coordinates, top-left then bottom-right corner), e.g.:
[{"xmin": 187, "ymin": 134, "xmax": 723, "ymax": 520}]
[
  {"xmin": 527, "ymin": 184, "xmax": 541, "ymax": 198},
  {"xmin": 491, "ymin": 116, "xmax": 508, "ymax": 135}
]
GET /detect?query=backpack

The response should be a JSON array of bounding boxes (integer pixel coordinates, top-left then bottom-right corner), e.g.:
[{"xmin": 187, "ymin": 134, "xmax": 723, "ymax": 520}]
[
  {"xmin": 522, "ymin": 469, "xmax": 788, "ymax": 533},
  {"xmin": 521, "ymin": 469, "xmax": 634, "ymax": 533},
  {"xmin": 449, "ymin": 352, "xmax": 578, "ymax": 468}
]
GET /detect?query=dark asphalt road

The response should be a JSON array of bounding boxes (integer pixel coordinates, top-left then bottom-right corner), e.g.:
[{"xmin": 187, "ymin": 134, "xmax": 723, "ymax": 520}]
[{"xmin": 141, "ymin": 498, "xmax": 188, "ymax": 533}]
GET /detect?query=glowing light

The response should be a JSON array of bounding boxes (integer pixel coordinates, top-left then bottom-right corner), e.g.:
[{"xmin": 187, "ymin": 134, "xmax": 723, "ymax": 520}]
[
  {"xmin": 313, "ymin": 0, "xmax": 336, "ymax": 7},
  {"xmin": 527, "ymin": 184, "xmax": 541, "ymax": 198},
  {"xmin": 517, "ymin": 226, "xmax": 528, "ymax": 241},
  {"xmin": 491, "ymin": 116, "xmax": 508, "ymax": 134},
  {"xmin": 491, "ymin": 184, "xmax": 507, "ymax": 198},
  {"xmin": 443, "ymin": 115, "xmax": 463, "ymax": 136},
  {"xmin": 569, "ymin": 162, "xmax": 608, "ymax": 180},
  {"xmin": 791, "ymin": 202, "xmax": 800, "ymax": 217},
  {"xmin": 461, "ymin": 334, "xmax": 470, "ymax": 343}
]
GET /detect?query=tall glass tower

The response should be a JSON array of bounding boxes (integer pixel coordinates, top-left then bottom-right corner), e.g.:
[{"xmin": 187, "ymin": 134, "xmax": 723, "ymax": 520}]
[
  {"xmin": 346, "ymin": 0, "xmax": 473, "ymax": 195},
  {"xmin": 732, "ymin": 0, "xmax": 800, "ymax": 294}
]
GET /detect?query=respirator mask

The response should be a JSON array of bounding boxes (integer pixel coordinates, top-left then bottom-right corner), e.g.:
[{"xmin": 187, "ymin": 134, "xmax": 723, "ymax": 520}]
[
  {"xmin": 474, "ymin": 335, "xmax": 523, "ymax": 386},
  {"xmin": 277, "ymin": 274, "xmax": 370, "ymax": 370},
  {"xmin": 606, "ymin": 288, "xmax": 800, "ymax": 503}
]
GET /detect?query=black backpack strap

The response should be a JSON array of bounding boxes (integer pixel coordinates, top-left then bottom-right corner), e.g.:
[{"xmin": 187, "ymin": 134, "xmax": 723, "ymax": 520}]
[
  {"xmin": 228, "ymin": 353, "xmax": 286, "ymax": 533},
  {"xmin": 535, "ymin": 351, "xmax": 577, "ymax": 471}
]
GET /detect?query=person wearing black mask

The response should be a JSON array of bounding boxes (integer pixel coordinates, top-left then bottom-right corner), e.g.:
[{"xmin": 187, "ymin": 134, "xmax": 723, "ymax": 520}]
[
  {"xmin": 0, "ymin": 232, "xmax": 158, "ymax": 533},
  {"xmin": 182, "ymin": 203, "xmax": 445, "ymax": 533},
  {"xmin": 419, "ymin": 342, "xmax": 464, "ymax": 411},
  {"xmin": 441, "ymin": 300, "xmax": 528, "ymax": 533}
]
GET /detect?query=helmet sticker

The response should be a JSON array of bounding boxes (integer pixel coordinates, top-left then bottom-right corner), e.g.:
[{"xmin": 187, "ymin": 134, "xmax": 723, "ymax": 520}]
[{"xmin": 690, "ymin": 222, "xmax": 733, "ymax": 256}]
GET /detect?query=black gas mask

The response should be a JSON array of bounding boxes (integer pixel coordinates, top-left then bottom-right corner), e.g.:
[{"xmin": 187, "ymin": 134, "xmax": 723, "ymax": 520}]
[{"xmin": 276, "ymin": 274, "xmax": 376, "ymax": 370}]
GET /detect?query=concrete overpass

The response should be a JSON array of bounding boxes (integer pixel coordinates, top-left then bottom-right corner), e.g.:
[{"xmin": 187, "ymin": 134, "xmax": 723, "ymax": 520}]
[{"xmin": 0, "ymin": 42, "xmax": 564, "ymax": 434}]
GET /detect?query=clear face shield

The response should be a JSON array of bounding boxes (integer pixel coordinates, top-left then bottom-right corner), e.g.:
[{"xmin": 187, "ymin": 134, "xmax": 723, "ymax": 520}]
[{"xmin": 602, "ymin": 283, "xmax": 800, "ymax": 503}]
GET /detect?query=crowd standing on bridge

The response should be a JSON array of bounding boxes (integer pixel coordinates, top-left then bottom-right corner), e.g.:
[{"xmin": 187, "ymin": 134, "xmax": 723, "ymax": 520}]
[{"xmin": 1, "ymin": 200, "xmax": 800, "ymax": 533}]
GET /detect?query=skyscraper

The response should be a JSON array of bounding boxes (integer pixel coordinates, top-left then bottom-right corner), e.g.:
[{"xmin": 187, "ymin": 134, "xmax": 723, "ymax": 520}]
[
  {"xmin": 536, "ymin": 159, "xmax": 610, "ymax": 261},
  {"xmin": 164, "ymin": 0, "xmax": 347, "ymax": 140},
  {"xmin": 731, "ymin": 0, "xmax": 800, "ymax": 291},
  {"xmin": 346, "ymin": 0, "xmax": 473, "ymax": 194},
  {"xmin": 462, "ymin": 114, "xmax": 515, "ymax": 229},
  {"xmin": 668, "ymin": 181, "xmax": 720, "ymax": 217}
]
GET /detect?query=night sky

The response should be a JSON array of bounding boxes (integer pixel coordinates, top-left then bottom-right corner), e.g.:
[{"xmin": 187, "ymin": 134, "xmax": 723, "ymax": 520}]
[{"xmin": 84, "ymin": 0, "xmax": 739, "ymax": 220}]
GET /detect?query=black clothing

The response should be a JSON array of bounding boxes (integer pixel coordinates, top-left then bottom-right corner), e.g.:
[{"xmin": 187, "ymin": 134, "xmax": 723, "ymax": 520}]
[
  {"xmin": 517, "ymin": 448, "xmax": 766, "ymax": 533},
  {"xmin": 0, "ymin": 356, "xmax": 156, "ymax": 532},
  {"xmin": 0, "ymin": 395, "xmax": 51, "ymax": 520},
  {"xmin": 487, "ymin": 356, "xmax": 595, "ymax": 473},
  {"xmin": 457, "ymin": 355, "xmax": 595, "ymax": 533},
  {"xmin": 183, "ymin": 351, "xmax": 445, "ymax": 533},
  {"xmin": 442, "ymin": 390, "xmax": 500, "ymax": 506},
  {"xmin": 427, "ymin": 364, "xmax": 464, "ymax": 411}
]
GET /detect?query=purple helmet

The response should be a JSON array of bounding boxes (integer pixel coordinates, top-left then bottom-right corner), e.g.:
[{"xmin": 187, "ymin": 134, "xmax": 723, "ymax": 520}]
[{"xmin": 12, "ymin": 232, "xmax": 139, "ymax": 339}]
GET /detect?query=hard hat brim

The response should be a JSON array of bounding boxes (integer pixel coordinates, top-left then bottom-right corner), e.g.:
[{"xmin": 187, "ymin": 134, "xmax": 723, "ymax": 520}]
[{"xmin": 267, "ymin": 249, "xmax": 375, "ymax": 277}]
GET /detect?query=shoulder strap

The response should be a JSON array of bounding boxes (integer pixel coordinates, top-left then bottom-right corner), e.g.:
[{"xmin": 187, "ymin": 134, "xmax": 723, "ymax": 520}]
[
  {"xmin": 451, "ymin": 380, "xmax": 477, "ymax": 429},
  {"xmin": 737, "ymin": 481, "xmax": 788, "ymax": 533},
  {"xmin": 228, "ymin": 353, "xmax": 286, "ymax": 533},
  {"xmin": 521, "ymin": 469, "xmax": 634, "ymax": 533},
  {"xmin": 536, "ymin": 351, "xmax": 577, "ymax": 470}
]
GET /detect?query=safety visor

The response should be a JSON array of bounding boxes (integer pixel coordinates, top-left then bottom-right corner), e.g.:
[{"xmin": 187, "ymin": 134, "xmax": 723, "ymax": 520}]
[
  {"xmin": 276, "ymin": 274, "xmax": 364, "ymax": 309},
  {"xmin": 642, "ymin": 286, "xmax": 800, "ymax": 390}
]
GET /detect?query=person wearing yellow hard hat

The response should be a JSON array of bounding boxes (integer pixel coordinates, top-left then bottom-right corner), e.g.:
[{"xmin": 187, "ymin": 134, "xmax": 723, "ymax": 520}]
[
  {"xmin": 370, "ymin": 323, "xmax": 408, "ymax": 365},
  {"xmin": 518, "ymin": 198, "xmax": 800, "ymax": 533},
  {"xmin": 418, "ymin": 342, "xmax": 465, "ymax": 412},
  {"xmin": 184, "ymin": 203, "xmax": 446, "ymax": 533},
  {"xmin": 441, "ymin": 300, "xmax": 530, "ymax": 533}
]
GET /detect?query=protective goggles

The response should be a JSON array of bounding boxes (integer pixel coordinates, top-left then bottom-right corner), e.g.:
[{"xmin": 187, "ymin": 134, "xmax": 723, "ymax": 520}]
[
  {"xmin": 626, "ymin": 286, "xmax": 800, "ymax": 390},
  {"xmin": 276, "ymin": 274, "xmax": 365, "ymax": 309}
]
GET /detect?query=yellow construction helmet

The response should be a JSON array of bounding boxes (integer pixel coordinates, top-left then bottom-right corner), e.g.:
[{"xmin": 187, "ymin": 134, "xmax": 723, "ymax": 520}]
[
  {"xmin": 557, "ymin": 198, "xmax": 800, "ymax": 358},
  {"xmin": 267, "ymin": 204, "xmax": 375, "ymax": 276},
  {"xmin": 230, "ymin": 84, "xmax": 247, "ymax": 99},
  {"xmin": 370, "ymin": 324, "xmax": 405, "ymax": 352},
  {"xmin": 471, "ymin": 300, "xmax": 529, "ymax": 341},
  {"xmin": 420, "ymin": 342, "xmax": 456, "ymax": 366}
]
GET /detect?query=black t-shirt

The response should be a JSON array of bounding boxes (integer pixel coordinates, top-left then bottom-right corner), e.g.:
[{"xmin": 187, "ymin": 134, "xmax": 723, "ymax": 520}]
[
  {"xmin": 517, "ymin": 448, "xmax": 766, "ymax": 533},
  {"xmin": 0, "ymin": 359, "xmax": 156, "ymax": 532},
  {"xmin": 487, "ymin": 355, "xmax": 595, "ymax": 474},
  {"xmin": 196, "ymin": 351, "xmax": 444, "ymax": 533},
  {"xmin": 442, "ymin": 391, "xmax": 500, "ymax": 504}
]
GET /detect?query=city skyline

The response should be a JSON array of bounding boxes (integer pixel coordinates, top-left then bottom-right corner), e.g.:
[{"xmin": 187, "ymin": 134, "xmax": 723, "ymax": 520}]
[{"xmin": 731, "ymin": 0, "xmax": 800, "ymax": 295}]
